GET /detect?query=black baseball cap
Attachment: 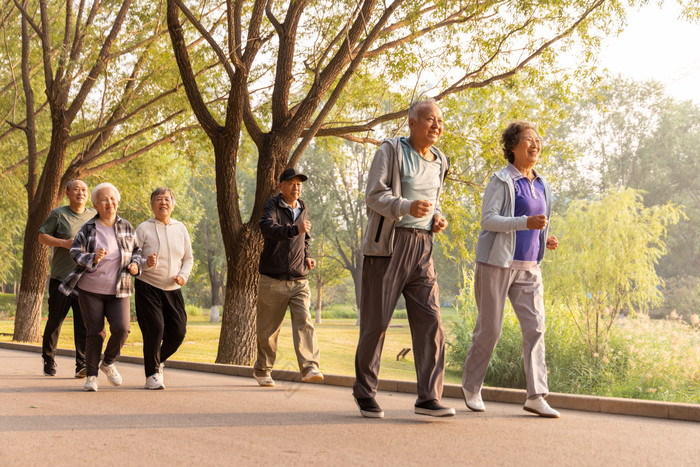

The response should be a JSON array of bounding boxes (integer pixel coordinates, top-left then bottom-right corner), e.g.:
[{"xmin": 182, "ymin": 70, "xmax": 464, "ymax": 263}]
[{"xmin": 279, "ymin": 168, "xmax": 308, "ymax": 182}]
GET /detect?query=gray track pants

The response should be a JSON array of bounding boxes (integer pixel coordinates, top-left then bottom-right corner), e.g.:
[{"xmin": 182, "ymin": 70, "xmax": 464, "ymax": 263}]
[{"xmin": 462, "ymin": 262, "xmax": 549, "ymax": 398}]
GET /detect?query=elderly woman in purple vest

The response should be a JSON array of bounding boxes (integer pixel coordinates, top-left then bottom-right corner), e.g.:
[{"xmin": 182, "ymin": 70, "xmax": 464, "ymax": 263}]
[
  {"xmin": 461, "ymin": 121, "xmax": 561, "ymax": 418},
  {"xmin": 60, "ymin": 182, "xmax": 141, "ymax": 392}
]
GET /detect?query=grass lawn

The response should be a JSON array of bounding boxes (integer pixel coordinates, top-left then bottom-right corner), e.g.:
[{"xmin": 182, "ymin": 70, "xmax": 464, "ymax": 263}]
[{"xmin": 0, "ymin": 306, "xmax": 463, "ymax": 384}]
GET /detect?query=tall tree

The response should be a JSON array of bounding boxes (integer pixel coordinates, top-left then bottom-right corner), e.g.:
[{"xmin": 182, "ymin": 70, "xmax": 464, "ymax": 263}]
[
  {"xmin": 166, "ymin": 0, "xmax": 630, "ymax": 364},
  {"xmin": 4, "ymin": 0, "xmax": 197, "ymax": 341}
]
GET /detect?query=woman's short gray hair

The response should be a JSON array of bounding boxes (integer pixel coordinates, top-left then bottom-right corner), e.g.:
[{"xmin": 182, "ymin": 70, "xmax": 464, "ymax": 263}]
[
  {"xmin": 91, "ymin": 182, "xmax": 121, "ymax": 205},
  {"xmin": 501, "ymin": 121, "xmax": 539, "ymax": 164},
  {"xmin": 150, "ymin": 187, "xmax": 176, "ymax": 205}
]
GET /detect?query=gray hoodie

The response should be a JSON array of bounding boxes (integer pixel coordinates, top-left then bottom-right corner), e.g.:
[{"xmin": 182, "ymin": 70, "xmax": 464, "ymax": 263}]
[
  {"xmin": 474, "ymin": 167, "xmax": 552, "ymax": 267},
  {"xmin": 361, "ymin": 137, "xmax": 449, "ymax": 257}
]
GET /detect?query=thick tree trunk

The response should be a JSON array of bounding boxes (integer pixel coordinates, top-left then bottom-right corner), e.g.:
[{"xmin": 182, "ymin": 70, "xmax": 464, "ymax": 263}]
[
  {"xmin": 315, "ymin": 275, "xmax": 323, "ymax": 324},
  {"xmin": 215, "ymin": 223, "xmax": 263, "ymax": 365},
  {"xmin": 13, "ymin": 217, "xmax": 50, "ymax": 342},
  {"xmin": 351, "ymin": 256, "xmax": 362, "ymax": 326}
]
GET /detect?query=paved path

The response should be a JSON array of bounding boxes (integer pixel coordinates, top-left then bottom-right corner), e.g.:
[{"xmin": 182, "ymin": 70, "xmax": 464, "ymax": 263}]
[{"xmin": 0, "ymin": 348, "xmax": 698, "ymax": 466}]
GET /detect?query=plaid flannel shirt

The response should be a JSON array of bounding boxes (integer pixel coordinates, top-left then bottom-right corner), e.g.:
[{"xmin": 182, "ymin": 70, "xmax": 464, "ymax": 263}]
[{"xmin": 59, "ymin": 215, "xmax": 142, "ymax": 298}]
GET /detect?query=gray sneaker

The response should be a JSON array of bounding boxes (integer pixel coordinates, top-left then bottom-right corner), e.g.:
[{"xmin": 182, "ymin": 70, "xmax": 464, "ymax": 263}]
[
  {"xmin": 301, "ymin": 368, "xmax": 324, "ymax": 383},
  {"xmin": 254, "ymin": 374, "xmax": 275, "ymax": 387},
  {"xmin": 99, "ymin": 361, "xmax": 123, "ymax": 386}
]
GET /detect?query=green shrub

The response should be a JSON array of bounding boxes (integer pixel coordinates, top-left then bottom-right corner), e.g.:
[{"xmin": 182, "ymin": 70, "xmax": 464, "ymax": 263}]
[{"xmin": 448, "ymin": 285, "xmax": 700, "ymax": 403}]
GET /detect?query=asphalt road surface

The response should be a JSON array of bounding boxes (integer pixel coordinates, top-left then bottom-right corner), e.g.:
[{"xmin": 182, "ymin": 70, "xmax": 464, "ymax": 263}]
[{"xmin": 1, "ymin": 348, "xmax": 698, "ymax": 466}]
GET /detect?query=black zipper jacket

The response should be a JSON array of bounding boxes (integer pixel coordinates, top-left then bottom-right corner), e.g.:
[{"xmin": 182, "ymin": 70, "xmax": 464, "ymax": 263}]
[{"xmin": 258, "ymin": 194, "xmax": 310, "ymax": 280}]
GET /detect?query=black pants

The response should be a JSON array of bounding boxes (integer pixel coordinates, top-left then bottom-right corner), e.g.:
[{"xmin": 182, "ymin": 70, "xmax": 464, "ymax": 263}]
[
  {"xmin": 78, "ymin": 289, "xmax": 130, "ymax": 377},
  {"xmin": 135, "ymin": 279, "xmax": 187, "ymax": 377},
  {"xmin": 42, "ymin": 278, "xmax": 87, "ymax": 369}
]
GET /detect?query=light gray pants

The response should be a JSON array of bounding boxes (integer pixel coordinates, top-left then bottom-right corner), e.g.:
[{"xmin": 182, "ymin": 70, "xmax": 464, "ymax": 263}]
[
  {"xmin": 462, "ymin": 262, "xmax": 549, "ymax": 398},
  {"xmin": 254, "ymin": 275, "xmax": 320, "ymax": 377}
]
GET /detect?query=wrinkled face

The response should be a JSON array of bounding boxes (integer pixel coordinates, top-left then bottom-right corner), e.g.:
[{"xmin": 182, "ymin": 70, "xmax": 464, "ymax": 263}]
[
  {"xmin": 66, "ymin": 181, "xmax": 88, "ymax": 207},
  {"xmin": 409, "ymin": 102, "xmax": 443, "ymax": 147},
  {"xmin": 94, "ymin": 188, "xmax": 119, "ymax": 218},
  {"xmin": 151, "ymin": 192, "xmax": 175, "ymax": 221},
  {"xmin": 512, "ymin": 128, "xmax": 542, "ymax": 167},
  {"xmin": 279, "ymin": 177, "xmax": 303, "ymax": 203}
]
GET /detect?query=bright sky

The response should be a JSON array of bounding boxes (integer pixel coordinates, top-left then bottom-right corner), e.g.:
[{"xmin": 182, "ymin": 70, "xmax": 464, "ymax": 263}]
[{"xmin": 599, "ymin": 3, "xmax": 700, "ymax": 104}]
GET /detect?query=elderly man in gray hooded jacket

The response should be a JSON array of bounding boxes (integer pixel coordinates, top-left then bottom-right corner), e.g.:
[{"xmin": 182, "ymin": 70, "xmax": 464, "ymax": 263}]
[{"xmin": 353, "ymin": 99, "xmax": 454, "ymax": 419}]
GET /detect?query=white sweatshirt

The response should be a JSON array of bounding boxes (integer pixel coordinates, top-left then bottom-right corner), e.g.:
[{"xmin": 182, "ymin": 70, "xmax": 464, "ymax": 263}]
[{"xmin": 136, "ymin": 218, "xmax": 194, "ymax": 291}]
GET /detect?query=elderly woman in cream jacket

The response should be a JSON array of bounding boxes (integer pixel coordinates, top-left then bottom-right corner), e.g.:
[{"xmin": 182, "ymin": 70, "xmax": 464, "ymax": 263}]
[{"xmin": 135, "ymin": 187, "xmax": 194, "ymax": 390}]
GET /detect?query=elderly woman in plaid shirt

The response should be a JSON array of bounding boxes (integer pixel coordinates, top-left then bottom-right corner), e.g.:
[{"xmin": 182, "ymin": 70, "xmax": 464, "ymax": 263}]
[{"xmin": 60, "ymin": 182, "xmax": 142, "ymax": 392}]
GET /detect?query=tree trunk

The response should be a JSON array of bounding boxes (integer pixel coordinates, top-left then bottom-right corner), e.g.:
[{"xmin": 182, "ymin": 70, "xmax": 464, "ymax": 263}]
[
  {"xmin": 315, "ymin": 274, "xmax": 323, "ymax": 324},
  {"xmin": 13, "ymin": 217, "xmax": 50, "ymax": 342},
  {"xmin": 215, "ymin": 223, "xmax": 263, "ymax": 365},
  {"xmin": 351, "ymin": 256, "xmax": 363, "ymax": 326}
]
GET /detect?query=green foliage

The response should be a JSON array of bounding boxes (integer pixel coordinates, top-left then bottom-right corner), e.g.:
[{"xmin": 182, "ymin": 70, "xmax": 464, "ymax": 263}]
[
  {"xmin": 650, "ymin": 275, "xmax": 700, "ymax": 325},
  {"xmin": 447, "ymin": 281, "xmax": 700, "ymax": 403},
  {"xmin": 545, "ymin": 188, "xmax": 682, "ymax": 355}
]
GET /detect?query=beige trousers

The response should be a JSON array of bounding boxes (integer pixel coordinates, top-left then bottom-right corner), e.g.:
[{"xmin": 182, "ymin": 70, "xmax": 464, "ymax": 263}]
[
  {"xmin": 462, "ymin": 262, "xmax": 549, "ymax": 398},
  {"xmin": 254, "ymin": 275, "xmax": 320, "ymax": 377}
]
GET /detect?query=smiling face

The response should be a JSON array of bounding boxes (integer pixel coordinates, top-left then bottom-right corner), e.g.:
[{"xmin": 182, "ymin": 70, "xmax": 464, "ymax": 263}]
[
  {"xmin": 94, "ymin": 187, "xmax": 119, "ymax": 219},
  {"xmin": 408, "ymin": 102, "xmax": 443, "ymax": 150},
  {"xmin": 278, "ymin": 177, "xmax": 303, "ymax": 206},
  {"xmin": 511, "ymin": 128, "xmax": 542, "ymax": 170},
  {"xmin": 151, "ymin": 192, "xmax": 175, "ymax": 223},
  {"xmin": 66, "ymin": 180, "xmax": 88, "ymax": 211}
]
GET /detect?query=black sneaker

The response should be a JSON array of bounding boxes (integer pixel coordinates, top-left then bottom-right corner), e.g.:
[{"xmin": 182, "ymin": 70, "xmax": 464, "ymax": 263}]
[
  {"xmin": 354, "ymin": 397, "xmax": 384, "ymax": 419},
  {"xmin": 43, "ymin": 360, "xmax": 57, "ymax": 376},
  {"xmin": 75, "ymin": 365, "xmax": 87, "ymax": 378},
  {"xmin": 414, "ymin": 399, "xmax": 456, "ymax": 417}
]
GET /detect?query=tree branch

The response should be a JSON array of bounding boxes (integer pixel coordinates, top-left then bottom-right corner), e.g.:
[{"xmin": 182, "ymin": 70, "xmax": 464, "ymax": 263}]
[
  {"xmin": 172, "ymin": 0, "xmax": 239, "ymax": 75},
  {"xmin": 166, "ymin": 0, "xmax": 220, "ymax": 137},
  {"xmin": 80, "ymin": 124, "xmax": 199, "ymax": 176},
  {"xmin": 65, "ymin": 0, "xmax": 134, "ymax": 123}
]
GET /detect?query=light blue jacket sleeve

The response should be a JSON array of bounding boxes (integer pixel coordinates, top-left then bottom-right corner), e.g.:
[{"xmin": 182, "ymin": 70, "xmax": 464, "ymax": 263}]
[{"xmin": 480, "ymin": 175, "xmax": 528, "ymax": 233}]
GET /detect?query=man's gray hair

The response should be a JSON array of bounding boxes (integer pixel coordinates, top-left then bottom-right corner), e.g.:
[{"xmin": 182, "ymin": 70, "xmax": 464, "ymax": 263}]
[
  {"xmin": 408, "ymin": 98, "xmax": 438, "ymax": 120},
  {"xmin": 150, "ymin": 187, "xmax": 176, "ymax": 205},
  {"xmin": 91, "ymin": 182, "xmax": 121, "ymax": 205}
]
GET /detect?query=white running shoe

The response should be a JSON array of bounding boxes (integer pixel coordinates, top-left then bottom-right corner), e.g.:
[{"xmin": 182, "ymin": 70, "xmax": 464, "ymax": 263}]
[
  {"xmin": 462, "ymin": 387, "xmax": 486, "ymax": 412},
  {"xmin": 99, "ymin": 361, "xmax": 123, "ymax": 386},
  {"xmin": 144, "ymin": 373, "xmax": 165, "ymax": 390},
  {"xmin": 523, "ymin": 396, "xmax": 560, "ymax": 418},
  {"xmin": 83, "ymin": 376, "xmax": 98, "ymax": 392}
]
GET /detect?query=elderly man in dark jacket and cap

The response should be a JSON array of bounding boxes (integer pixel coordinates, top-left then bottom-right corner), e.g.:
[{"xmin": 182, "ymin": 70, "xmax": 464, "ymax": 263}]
[{"xmin": 253, "ymin": 168, "xmax": 323, "ymax": 387}]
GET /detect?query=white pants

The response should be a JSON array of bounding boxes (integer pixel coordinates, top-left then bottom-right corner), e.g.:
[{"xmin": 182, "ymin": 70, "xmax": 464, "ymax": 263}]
[{"xmin": 462, "ymin": 262, "xmax": 549, "ymax": 398}]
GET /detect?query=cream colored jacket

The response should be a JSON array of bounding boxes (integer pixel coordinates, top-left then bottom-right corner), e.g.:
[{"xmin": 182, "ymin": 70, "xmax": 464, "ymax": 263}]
[{"xmin": 136, "ymin": 218, "xmax": 193, "ymax": 291}]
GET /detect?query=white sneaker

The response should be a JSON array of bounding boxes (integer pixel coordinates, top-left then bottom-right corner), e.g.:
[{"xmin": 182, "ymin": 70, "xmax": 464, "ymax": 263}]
[
  {"xmin": 83, "ymin": 376, "xmax": 98, "ymax": 392},
  {"xmin": 99, "ymin": 361, "xmax": 123, "ymax": 386},
  {"xmin": 523, "ymin": 396, "xmax": 560, "ymax": 418},
  {"xmin": 301, "ymin": 368, "xmax": 324, "ymax": 383},
  {"xmin": 462, "ymin": 387, "xmax": 486, "ymax": 412},
  {"xmin": 144, "ymin": 373, "xmax": 165, "ymax": 390},
  {"xmin": 254, "ymin": 374, "xmax": 275, "ymax": 387}
]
